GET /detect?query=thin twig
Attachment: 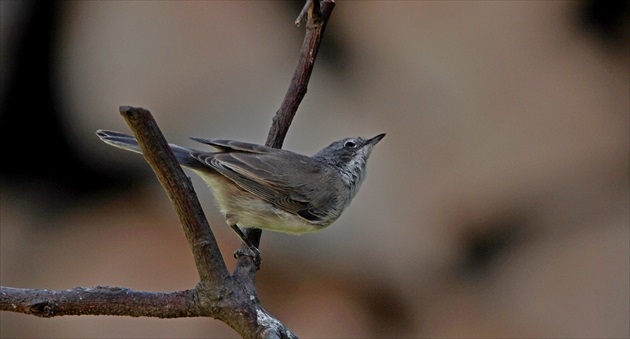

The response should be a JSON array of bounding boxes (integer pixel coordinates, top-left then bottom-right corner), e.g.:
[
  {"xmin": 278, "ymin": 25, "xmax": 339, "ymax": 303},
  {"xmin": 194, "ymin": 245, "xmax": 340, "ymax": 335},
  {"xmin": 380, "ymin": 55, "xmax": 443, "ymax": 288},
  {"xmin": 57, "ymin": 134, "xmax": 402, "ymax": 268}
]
[
  {"xmin": 295, "ymin": 0, "xmax": 314, "ymax": 26},
  {"xmin": 236, "ymin": 0, "xmax": 336, "ymax": 278},
  {"xmin": 266, "ymin": 0, "xmax": 334, "ymax": 149}
]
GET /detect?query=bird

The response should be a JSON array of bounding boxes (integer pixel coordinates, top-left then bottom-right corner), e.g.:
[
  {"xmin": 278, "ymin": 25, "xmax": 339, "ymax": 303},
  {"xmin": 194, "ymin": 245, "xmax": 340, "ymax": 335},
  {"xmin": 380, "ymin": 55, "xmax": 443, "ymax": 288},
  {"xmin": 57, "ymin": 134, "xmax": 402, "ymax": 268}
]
[{"xmin": 96, "ymin": 129, "xmax": 384, "ymax": 267}]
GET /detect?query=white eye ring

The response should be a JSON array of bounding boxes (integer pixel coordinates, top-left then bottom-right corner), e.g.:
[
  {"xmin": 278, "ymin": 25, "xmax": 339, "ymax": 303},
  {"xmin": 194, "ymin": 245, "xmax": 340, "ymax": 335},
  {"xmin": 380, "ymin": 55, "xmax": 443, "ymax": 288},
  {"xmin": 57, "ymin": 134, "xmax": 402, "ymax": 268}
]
[{"xmin": 344, "ymin": 140, "xmax": 357, "ymax": 148}]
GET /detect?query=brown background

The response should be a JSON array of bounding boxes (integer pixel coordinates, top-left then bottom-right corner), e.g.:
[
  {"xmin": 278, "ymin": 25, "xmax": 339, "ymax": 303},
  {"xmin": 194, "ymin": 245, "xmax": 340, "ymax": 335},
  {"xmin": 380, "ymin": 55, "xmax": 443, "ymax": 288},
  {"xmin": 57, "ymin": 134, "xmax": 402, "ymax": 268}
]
[{"xmin": 1, "ymin": 1, "xmax": 628, "ymax": 337}]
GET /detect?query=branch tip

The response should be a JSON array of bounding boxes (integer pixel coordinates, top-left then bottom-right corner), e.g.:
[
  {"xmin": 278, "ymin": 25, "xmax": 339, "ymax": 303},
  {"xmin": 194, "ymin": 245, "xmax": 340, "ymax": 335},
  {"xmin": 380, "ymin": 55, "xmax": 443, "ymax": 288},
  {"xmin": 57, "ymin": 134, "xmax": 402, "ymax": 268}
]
[{"xmin": 295, "ymin": 0, "xmax": 314, "ymax": 27}]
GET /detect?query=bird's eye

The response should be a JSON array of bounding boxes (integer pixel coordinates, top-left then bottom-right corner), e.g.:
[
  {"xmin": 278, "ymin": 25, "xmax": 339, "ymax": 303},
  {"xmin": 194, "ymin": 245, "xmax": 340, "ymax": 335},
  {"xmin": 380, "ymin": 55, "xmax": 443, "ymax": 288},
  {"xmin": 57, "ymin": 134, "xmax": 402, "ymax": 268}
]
[{"xmin": 344, "ymin": 140, "xmax": 357, "ymax": 148}]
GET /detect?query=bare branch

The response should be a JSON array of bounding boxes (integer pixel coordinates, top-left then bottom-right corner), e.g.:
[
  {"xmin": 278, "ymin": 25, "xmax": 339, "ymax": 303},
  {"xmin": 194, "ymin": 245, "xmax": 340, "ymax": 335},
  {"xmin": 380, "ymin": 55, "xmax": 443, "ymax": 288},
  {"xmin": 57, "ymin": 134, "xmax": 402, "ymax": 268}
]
[
  {"xmin": 0, "ymin": 284, "xmax": 296, "ymax": 338},
  {"xmin": 266, "ymin": 0, "xmax": 335, "ymax": 149},
  {"xmin": 120, "ymin": 106, "xmax": 229, "ymax": 285},
  {"xmin": 119, "ymin": 107, "xmax": 295, "ymax": 337},
  {"xmin": 0, "ymin": 286, "xmax": 198, "ymax": 318}
]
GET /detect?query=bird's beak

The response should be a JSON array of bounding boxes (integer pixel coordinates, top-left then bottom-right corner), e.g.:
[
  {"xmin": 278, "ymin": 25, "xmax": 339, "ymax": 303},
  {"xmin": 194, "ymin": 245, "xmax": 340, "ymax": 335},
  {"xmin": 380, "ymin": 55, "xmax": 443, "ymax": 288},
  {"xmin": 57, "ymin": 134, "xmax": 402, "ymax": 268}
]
[{"xmin": 368, "ymin": 133, "xmax": 386, "ymax": 145}]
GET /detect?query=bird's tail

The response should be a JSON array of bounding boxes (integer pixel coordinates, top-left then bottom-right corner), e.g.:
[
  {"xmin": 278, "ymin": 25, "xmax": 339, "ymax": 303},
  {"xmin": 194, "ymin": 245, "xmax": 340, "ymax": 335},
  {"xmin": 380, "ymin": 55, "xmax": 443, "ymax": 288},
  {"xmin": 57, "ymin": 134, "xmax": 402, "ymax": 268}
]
[{"xmin": 96, "ymin": 130, "xmax": 201, "ymax": 169}]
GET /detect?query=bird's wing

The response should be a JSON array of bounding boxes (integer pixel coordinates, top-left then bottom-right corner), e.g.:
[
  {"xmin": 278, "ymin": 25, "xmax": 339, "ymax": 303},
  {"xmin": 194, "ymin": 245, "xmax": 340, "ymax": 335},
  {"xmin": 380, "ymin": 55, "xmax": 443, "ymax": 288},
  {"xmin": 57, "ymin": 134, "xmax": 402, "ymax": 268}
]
[
  {"xmin": 190, "ymin": 137, "xmax": 270, "ymax": 154},
  {"xmin": 192, "ymin": 150, "xmax": 340, "ymax": 223}
]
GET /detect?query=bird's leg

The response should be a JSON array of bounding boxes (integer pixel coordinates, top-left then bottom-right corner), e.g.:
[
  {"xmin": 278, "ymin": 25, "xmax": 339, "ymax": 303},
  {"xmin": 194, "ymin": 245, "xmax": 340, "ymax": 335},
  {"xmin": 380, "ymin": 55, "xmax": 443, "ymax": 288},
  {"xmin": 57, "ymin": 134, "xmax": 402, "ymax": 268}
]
[{"xmin": 229, "ymin": 223, "xmax": 261, "ymax": 269}]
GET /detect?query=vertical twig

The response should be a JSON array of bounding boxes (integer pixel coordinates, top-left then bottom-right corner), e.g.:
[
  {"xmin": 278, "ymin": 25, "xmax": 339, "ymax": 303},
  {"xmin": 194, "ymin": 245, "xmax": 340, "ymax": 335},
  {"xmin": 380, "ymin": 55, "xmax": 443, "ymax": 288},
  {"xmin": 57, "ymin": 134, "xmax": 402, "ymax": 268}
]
[{"xmin": 236, "ymin": 0, "xmax": 336, "ymax": 277}]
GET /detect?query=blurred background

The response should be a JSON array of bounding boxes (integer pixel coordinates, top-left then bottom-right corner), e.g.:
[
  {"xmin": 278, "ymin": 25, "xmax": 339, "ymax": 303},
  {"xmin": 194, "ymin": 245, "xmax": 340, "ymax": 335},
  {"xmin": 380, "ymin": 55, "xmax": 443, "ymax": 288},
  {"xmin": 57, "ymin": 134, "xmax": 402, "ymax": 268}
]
[{"xmin": 1, "ymin": 1, "xmax": 628, "ymax": 337}]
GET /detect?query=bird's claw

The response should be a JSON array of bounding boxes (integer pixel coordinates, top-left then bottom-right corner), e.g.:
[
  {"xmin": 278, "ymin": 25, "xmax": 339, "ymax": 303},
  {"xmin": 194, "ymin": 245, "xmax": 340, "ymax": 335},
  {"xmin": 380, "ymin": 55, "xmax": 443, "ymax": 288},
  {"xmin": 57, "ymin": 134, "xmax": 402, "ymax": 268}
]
[{"xmin": 234, "ymin": 248, "xmax": 261, "ymax": 270}]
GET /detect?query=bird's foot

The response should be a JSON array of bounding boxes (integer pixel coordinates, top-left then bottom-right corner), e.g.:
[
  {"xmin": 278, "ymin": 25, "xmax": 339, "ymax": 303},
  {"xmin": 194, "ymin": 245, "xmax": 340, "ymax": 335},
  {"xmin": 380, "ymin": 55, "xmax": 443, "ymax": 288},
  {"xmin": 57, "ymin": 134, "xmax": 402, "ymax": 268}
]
[{"xmin": 233, "ymin": 247, "xmax": 261, "ymax": 270}]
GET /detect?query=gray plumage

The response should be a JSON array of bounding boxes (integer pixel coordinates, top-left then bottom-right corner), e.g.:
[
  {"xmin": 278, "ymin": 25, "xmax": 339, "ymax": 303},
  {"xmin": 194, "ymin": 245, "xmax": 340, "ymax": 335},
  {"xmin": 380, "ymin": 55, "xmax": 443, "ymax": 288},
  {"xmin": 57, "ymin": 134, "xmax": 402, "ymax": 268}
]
[{"xmin": 96, "ymin": 129, "xmax": 384, "ymax": 237}]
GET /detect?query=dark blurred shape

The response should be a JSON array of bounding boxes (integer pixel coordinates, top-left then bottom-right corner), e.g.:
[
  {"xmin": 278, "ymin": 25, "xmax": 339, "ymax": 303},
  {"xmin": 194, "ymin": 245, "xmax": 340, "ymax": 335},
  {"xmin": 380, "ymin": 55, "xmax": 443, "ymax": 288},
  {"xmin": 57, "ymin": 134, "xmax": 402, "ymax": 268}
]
[
  {"xmin": 0, "ymin": 1, "xmax": 139, "ymax": 209},
  {"xmin": 577, "ymin": 0, "xmax": 630, "ymax": 47},
  {"xmin": 364, "ymin": 283, "xmax": 413, "ymax": 336},
  {"xmin": 457, "ymin": 209, "xmax": 530, "ymax": 277}
]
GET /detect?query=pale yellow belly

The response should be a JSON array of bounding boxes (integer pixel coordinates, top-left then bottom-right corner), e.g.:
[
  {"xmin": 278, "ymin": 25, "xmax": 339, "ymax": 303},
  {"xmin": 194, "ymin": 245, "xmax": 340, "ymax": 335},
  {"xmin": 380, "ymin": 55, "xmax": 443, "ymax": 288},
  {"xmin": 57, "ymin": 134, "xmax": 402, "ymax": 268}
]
[{"xmin": 195, "ymin": 170, "xmax": 329, "ymax": 234}]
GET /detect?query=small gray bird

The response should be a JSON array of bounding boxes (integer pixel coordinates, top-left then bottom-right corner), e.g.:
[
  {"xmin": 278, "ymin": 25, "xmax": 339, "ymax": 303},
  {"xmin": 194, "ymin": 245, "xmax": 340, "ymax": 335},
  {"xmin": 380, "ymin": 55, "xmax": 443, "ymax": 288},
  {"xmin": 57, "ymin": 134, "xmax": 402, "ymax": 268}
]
[{"xmin": 96, "ymin": 130, "xmax": 384, "ymax": 266}]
